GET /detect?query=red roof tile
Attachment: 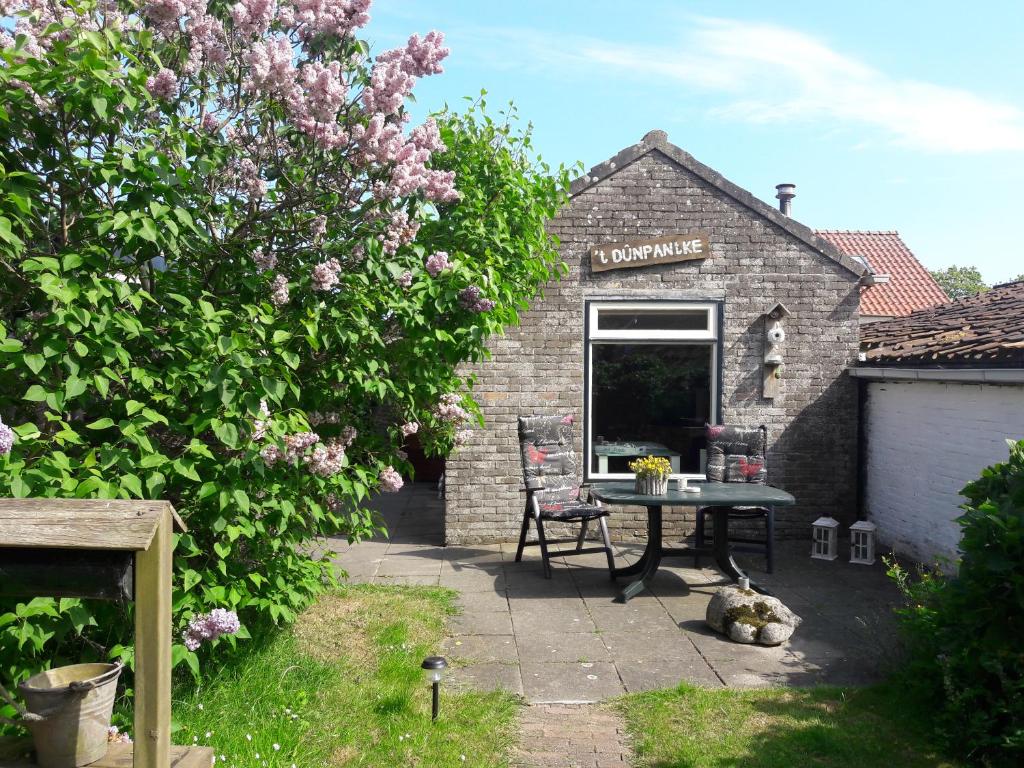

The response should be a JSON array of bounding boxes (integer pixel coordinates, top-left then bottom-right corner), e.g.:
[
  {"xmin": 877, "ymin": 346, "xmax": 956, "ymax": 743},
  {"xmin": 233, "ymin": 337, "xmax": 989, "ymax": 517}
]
[{"xmin": 816, "ymin": 230, "xmax": 948, "ymax": 318}]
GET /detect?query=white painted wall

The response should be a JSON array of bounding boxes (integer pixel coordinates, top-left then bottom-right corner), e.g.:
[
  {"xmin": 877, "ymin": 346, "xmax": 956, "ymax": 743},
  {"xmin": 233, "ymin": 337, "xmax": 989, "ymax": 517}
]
[{"xmin": 864, "ymin": 379, "xmax": 1024, "ymax": 565}]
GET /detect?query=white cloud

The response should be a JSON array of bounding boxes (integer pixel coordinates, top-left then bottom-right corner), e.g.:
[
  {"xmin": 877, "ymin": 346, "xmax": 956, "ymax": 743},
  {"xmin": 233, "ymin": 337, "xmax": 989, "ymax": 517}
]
[{"xmin": 450, "ymin": 17, "xmax": 1024, "ymax": 154}]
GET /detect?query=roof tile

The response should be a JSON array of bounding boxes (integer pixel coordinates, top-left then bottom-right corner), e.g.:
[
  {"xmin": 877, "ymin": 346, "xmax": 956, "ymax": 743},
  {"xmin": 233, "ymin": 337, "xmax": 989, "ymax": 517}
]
[
  {"xmin": 859, "ymin": 280, "xmax": 1024, "ymax": 366},
  {"xmin": 816, "ymin": 230, "xmax": 948, "ymax": 317}
]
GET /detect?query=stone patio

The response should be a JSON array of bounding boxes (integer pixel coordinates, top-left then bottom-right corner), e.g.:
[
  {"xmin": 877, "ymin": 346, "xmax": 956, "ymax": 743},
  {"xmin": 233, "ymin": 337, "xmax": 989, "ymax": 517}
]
[{"xmin": 330, "ymin": 483, "xmax": 904, "ymax": 704}]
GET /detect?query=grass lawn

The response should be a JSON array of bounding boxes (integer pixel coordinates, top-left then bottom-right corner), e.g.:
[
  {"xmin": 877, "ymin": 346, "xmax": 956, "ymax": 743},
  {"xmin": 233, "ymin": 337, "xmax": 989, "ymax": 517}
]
[
  {"xmin": 164, "ymin": 585, "xmax": 517, "ymax": 768},
  {"xmin": 617, "ymin": 682, "xmax": 960, "ymax": 768}
]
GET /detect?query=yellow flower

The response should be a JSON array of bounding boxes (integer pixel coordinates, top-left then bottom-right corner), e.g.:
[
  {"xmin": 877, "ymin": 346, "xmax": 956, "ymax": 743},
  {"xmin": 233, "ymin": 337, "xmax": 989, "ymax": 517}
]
[{"xmin": 629, "ymin": 455, "xmax": 671, "ymax": 478}]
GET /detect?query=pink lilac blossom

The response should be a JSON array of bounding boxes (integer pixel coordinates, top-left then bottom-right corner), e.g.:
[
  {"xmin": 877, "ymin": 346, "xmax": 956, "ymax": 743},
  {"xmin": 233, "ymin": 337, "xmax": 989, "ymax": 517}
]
[
  {"xmin": 291, "ymin": 0, "xmax": 371, "ymax": 41},
  {"xmin": 253, "ymin": 247, "xmax": 277, "ymax": 271},
  {"xmin": 378, "ymin": 465, "xmax": 403, "ymax": 493},
  {"xmin": 253, "ymin": 400, "xmax": 270, "ymax": 441},
  {"xmin": 400, "ymin": 421, "xmax": 418, "ymax": 437},
  {"xmin": 305, "ymin": 439, "xmax": 346, "ymax": 477},
  {"xmin": 260, "ymin": 444, "xmax": 282, "ymax": 466},
  {"xmin": 434, "ymin": 393, "xmax": 469, "ymax": 424},
  {"xmin": 308, "ymin": 411, "xmax": 340, "ymax": 426},
  {"xmin": 0, "ymin": 418, "xmax": 14, "ymax": 455},
  {"xmin": 458, "ymin": 285, "xmax": 495, "ymax": 313},
  {"xmin": 237, "ymin": 158, "xmax": 267, "ymax": 198},
  {"xmin": 181, "ymin": 608, "xmax": 241, "ymax": 651},
  {"xmin": 230, "ymin": 0, "xmax": 276, "ymax": 35},
  {"xmin": 425, "ymin": 251, "xmax": 450, "ymax": 277},
  {"xmin": 361, "ymin": 32, "xmax": 448, "ymax": 115},
  {"xmin": 270, "ymin": 274, "xmax": 290, "ymax": 307},
  {"xmin": 454, "ymin": 428, "xmax": 472, "ymax": 447},
  {"xmin": 146, "ymin": 68, "xmax": 179, "ymax": 100},
  {"xmin": 310, "ymin": 215, "xmax": 328, "ymax": 241},
  {"xmin": 379, "ymin": 209, "xmax": 419, "ymax": 255},
  {"xmin": 396, "ymin": 270, "xmax": 412, "ymax": 288},
  {"xmin": 200, "ymin": 112, "xmax": 220, "ymax": 133},
  {"xmin": 311, "ymin": 258, "xmax": 342, "ymax": 292},
  {"xmin": 283, "ymin": 431, "xmax": 320, "ymax": 462},
  {"xmin": 340, "ymin": 425, "xmax": 357, "ymax": 446}
]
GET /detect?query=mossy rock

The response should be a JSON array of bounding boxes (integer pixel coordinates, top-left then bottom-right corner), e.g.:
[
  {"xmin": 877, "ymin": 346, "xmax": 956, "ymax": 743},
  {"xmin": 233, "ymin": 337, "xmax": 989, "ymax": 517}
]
[{"xmin": 706, "ymin": 587, "xmax": 802, "ymax": 645}]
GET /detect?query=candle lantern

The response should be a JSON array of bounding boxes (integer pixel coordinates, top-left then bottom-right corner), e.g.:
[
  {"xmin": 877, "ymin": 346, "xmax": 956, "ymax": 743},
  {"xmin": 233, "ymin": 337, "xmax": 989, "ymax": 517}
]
[
  {"xmin": 849, "ymin": 520, "xmax": 877, "ymax": 565},
  {"xmin": 810, "ymin": 515, "xmax": 839, "ymax": 561}
]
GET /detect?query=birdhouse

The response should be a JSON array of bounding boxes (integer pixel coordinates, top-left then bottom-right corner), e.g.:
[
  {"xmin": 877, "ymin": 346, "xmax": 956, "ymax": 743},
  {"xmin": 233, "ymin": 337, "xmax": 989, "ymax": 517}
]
[
  {"xmin": 810, "ymin": 515, "xmax": 839, "ymax": 561},
  {"xmin": 762, "ymin": 303, "xmax": 791, "ymax": 399},
  {"xmin": 849, "ymin": 520, "xmax": 877, "ymax": 565}
]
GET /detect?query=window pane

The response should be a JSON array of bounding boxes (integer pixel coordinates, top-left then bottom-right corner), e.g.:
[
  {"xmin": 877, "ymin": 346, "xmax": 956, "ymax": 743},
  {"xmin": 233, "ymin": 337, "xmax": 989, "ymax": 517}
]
[
  {"xmin": 596, "ymin": 308, "xmax": 708, "ymax": 332},
  {"xmin": 590, "ymin": 344, "xmax": 712, "ymax": 474}
]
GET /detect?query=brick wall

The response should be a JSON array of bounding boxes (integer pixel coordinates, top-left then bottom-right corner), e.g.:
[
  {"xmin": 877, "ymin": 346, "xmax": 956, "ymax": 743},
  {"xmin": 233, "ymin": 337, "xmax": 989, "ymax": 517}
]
[
  {"xmin": 445, "ymin": 145, "xmax": 860, "ymax": 544},
  {"xmin": 863, "ymin": 379, "xmax": 1024, "ymax": 564}
]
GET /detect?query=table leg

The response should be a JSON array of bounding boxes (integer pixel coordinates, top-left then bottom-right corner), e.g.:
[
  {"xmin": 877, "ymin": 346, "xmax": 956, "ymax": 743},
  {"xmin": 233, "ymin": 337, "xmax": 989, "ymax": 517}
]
[
  {"xmin": 711, "ymin": 506, "xmax": 772, "ymax": 596},
  {"xmin": 614, "ymin": 505, "xmax": 662, "ymax": 602}
]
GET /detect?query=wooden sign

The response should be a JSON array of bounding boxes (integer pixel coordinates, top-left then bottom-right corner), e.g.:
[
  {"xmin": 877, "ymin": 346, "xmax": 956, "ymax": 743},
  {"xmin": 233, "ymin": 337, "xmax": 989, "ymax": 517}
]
[{"xmin": 590, "ymin": 232, "xmax": 710, "ymax": 273}]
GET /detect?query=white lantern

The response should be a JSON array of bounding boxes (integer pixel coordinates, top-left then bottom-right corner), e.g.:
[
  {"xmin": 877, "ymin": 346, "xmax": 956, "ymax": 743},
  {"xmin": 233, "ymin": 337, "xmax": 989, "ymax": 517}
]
[
  {"xmin": 849, "ymin": 520, "xmax": 877, "ymax": 565},
  {"xmin": 810, "ymin": 516, "xmax": 839, "ymax": 560}
]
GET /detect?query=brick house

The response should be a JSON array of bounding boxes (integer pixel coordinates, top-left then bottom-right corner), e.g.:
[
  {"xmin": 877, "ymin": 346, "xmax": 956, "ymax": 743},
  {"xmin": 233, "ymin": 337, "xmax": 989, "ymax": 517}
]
[
  {"xmin": 444, "ymin": 130, "xmax": 866, "ymax": 545},
  {"xmin": 853, "ymin": 280, "xmax": 1024, "ymax": 564}
]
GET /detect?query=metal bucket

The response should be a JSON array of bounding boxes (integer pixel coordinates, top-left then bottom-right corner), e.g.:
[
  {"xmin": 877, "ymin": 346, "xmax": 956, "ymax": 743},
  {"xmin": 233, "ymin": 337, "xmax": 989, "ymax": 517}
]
[{"xmin": 17, "ymin": 662, "xmax": 123, "ymax": 768}]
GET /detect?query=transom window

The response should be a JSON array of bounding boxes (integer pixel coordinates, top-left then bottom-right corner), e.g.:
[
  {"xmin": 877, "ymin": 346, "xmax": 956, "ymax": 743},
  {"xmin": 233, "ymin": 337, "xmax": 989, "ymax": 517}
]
[{"xmin": 585, "ymin": 301, "xmax": 720, "ymax": 480}]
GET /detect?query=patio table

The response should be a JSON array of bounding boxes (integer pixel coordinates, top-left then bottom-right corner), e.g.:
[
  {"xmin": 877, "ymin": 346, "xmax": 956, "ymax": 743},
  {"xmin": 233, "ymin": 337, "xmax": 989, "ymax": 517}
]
[{"xmin": 589, "ymin": 480, "xmax": 796, "ymax": 602}]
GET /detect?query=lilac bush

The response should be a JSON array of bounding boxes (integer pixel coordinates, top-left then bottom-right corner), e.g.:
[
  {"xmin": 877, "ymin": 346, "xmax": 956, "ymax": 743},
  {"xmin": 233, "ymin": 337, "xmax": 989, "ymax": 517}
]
[{"xmin": 0, "ymin": 0, "xmax": 572, "ymax": 682}]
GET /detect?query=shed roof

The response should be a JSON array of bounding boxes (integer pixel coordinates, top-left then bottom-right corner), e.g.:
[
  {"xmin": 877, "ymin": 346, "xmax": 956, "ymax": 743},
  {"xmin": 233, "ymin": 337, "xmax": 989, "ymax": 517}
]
[
  {"xmin": 0, "ymin": 499, "xmax": 185, "ymax": 550},
  {"xmin": 860, "ymin": 280, "xmax": 1024, "ymax": 367},
  {"xmin": 571, "ymin": 130, "xmax": 865, "ymax": 279},
  {"xmin": 816, "ymin": 230, "xmax": 948, "ymax": 317}
]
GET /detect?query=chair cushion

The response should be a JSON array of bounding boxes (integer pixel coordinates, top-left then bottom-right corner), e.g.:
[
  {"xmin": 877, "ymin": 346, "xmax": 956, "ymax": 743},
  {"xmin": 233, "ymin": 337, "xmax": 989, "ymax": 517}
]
[
  {"xmin": 537, "ymin": 500, "xmax": 609, "ymax": 521},
  {"xmin": 518, "ymin": 415, "xmax": 580, "ymax": 507},
  {"xmin": 706, "ymin": 424, "xmax": 767, "ymax": 484}
]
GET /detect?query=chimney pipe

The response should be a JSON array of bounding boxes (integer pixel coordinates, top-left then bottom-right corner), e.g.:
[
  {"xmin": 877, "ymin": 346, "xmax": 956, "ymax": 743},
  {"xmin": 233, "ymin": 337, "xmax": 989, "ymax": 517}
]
[{"xmin": 775, "ymin": 183, "xmax": 796, "ymax": 216}]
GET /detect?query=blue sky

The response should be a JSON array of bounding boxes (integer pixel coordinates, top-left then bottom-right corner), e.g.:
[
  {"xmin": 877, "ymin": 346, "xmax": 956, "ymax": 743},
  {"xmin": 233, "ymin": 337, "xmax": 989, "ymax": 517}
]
[{"xmin": 369, "ymin": 0, "xmax": 1024, "ymax": 283}]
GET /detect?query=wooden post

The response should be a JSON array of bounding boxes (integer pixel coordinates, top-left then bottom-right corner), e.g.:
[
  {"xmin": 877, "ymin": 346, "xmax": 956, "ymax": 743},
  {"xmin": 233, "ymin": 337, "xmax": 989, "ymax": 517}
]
[{"xmin": 133, "ymin": 507, "xmax": 172, "ymax": 768}]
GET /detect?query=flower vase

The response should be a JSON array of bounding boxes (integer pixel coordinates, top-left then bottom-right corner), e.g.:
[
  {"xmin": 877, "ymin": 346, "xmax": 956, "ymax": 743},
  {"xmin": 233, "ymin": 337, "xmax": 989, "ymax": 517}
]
[{"xmin": 635, "ymin": 474, "xmax": 669, "ymax": 495}]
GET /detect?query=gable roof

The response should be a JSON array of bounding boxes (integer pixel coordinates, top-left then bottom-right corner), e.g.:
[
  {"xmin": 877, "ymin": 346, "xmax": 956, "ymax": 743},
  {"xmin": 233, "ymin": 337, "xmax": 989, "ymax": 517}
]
[
  {"xmin": 571, "ymin": 130, "xmax": 865, "ymax": 279},
  {"xmin": 816, "ymin": 230, "xmax": 948, "ymax": 317},
  {"xmin": 860, "ymin": 280, "xmax": 1024, "ymax": 367}
]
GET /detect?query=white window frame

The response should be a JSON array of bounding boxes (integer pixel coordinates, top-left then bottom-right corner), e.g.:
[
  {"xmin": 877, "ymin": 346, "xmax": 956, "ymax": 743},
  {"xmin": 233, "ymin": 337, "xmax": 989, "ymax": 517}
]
[{"xmin": 585, "ymin": 301, "xmax": 719, "ymax": 482}]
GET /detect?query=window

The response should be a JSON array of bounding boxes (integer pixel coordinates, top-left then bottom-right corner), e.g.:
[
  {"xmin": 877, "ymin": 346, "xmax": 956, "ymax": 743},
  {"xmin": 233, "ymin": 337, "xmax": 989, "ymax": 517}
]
[{"xmin": 585, "ymin": 301, "xmax": 720, "ymax": 480}]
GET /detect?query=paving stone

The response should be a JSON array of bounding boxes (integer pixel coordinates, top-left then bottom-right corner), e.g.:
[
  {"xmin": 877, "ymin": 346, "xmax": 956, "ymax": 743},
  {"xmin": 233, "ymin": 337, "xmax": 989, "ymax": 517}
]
[
  {"xmin": 370, "ymin": 574, "xmax": 440, "ymax": 586},
  {"xmin": 449, "ymin": 662, "xmax": 523, "ymax": 695},
  {"xmin": 450, "ymin": 610, "xmax": 514, "ymax": 635},
  {"xmin": 589, "ymin": 604, "xmax": 679, "ymax": 633},
  {"xmin": 616, "ymin": 656, "xmax": 722, "ymax": 691},
  {"xmin": 511, "ymin": 606, "xmax": 597, "ymax": 635},
  {"xmin": 599, "ymin": 631, "xmax": 699, "ymax": 662},
  {"xmin": 520, "ymin": 661, "xmax": 625, "ymax": 703},
  {"xmin": 454, "ymin": 589, "xmax": 510, "ymax": 613},
  {"xmin": 521, "ymin": 632, "xmax": 612, "ymax": 664},
  {"xmin": 442, "ymin": 634, "xmax": 519, "ymax": 663},
  {"xmin": 438, "ymin": 567, "xmax": 507, "ymax": 592},
  {"xmin": 374, "ymin": 558, "xmax": 442, "ymax": 577}
]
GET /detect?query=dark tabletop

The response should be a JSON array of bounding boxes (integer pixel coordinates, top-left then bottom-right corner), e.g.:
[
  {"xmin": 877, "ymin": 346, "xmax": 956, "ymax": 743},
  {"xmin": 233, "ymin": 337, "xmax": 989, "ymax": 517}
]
[{"xmin": 589, "ymin": 480, "xmax": 795, "ymax": 507}]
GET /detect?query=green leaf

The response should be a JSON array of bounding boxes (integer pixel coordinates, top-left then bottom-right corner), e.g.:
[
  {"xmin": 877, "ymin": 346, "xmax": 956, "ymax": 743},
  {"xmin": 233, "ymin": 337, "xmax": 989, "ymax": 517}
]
[
  {"xmin": 213, "ymin": 422, "xmax": 239, "ymax": 449},
  {"xmin": 231, "ymin": 488, "xmax": 250, "ymax": 513},
  {"xmin": 24, "ymin": 384, "xmax": 47, "ymax": 402},
  {"xmin": 23, "ymin": 353, "xmax": 45, "ymax": 374},
  {"xmin": 86, "ymin": 418, "xmax": 115, "ymax": 429},
  {"xmin": 91, "ymin": 95, "xmax": 108, "ymax": 118}
]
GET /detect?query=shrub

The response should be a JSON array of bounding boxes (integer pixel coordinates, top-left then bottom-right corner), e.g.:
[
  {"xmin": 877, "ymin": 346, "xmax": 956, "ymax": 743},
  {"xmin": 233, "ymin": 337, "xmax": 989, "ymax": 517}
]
[
  {"xmin": 0, "ymin": 0, "xmax": 571, "ymax": 695},
  {"xmin": 888, "ymin": 438, "xmax": 1024, "ymax": 766}
]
